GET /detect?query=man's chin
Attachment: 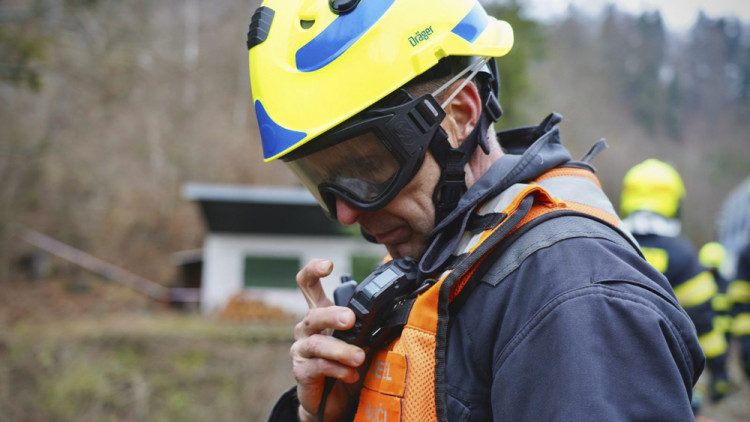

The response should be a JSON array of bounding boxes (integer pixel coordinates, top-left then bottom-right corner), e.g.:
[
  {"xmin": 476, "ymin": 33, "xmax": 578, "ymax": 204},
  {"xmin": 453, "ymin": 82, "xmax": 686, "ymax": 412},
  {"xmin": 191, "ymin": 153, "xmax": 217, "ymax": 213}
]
[{"xmin": 385, "ymin": 242, "xmax": 425, "ymax": 261}]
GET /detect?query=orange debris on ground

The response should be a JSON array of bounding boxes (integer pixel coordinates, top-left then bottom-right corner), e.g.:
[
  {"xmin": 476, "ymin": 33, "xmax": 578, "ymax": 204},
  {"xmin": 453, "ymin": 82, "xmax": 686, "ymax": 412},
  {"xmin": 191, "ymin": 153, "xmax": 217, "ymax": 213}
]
[{"xmin": 219, "ymin": 293, "xmax": 295, "ymax": 322}]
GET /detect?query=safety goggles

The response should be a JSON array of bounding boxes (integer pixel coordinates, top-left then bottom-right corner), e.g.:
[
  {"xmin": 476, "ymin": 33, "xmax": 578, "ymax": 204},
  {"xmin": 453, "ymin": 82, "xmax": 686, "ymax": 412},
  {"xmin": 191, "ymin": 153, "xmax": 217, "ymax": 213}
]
[{"xmin": 284, "ymin": 57, "xmax": 491, "ymax": 219}]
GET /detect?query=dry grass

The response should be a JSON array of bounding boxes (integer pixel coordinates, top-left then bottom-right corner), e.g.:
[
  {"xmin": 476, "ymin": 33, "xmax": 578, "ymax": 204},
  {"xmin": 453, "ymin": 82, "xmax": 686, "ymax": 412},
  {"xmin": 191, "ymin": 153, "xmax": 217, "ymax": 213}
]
[
  {"xmin": 0, "ymin": 278, "xmax": 296, "ymax": 422},
  {"xmin": 2, "ymin": 277, "xmax": 750, "ymax": 421}
]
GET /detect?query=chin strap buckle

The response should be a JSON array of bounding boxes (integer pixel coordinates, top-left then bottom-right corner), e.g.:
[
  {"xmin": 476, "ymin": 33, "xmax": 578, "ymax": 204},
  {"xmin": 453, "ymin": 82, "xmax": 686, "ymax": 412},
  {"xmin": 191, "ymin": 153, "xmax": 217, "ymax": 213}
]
[
  {"xmin": 433, "ymin": 149, "xmax": 467, "ymax": 224},
  {"xmin": 484, "ymin": 90, "xmax": 503, "ymax": 122}
]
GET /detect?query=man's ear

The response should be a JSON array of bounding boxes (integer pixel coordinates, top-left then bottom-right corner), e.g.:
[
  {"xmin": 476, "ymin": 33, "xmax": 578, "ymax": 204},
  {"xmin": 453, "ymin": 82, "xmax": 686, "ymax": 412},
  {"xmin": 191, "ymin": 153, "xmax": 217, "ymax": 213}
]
[{"xmin": 442, "ymin": 80, "xmax": 482, "ymax": 147}]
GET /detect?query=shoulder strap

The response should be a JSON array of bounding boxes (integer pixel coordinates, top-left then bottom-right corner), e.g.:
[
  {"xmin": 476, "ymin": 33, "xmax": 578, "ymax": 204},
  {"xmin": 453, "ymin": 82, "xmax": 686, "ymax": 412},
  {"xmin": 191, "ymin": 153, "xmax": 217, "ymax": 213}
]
[
  {"xmin": 448, "ymin": 213, "xmax": 641, "ymax": 314},
  {"xmin": 482, "ymin": 214, "xmax": 639, "ymax": 285}
]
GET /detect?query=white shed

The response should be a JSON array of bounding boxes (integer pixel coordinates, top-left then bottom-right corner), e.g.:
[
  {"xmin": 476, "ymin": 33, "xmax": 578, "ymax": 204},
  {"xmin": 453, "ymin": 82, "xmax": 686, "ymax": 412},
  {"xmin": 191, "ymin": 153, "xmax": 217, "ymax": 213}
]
[{"xmin": 182, "ymin": 183, "xmax": 385, "ymax": 317}]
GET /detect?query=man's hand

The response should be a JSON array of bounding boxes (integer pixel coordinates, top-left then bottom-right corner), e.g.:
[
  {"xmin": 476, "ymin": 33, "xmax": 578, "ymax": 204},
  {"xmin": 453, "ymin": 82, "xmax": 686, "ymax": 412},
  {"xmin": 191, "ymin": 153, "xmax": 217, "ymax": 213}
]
[{"xmin": 291, "ymin": 259, "xmax": 366, "ymax": 421}]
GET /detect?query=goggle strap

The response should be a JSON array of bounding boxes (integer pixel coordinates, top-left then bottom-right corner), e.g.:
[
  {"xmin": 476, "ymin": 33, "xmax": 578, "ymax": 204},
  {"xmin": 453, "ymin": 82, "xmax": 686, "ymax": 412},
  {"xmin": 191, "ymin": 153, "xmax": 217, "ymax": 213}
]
[{"xmin": 435, "ymin": 57, "xmax": 492, "ymax": 109}]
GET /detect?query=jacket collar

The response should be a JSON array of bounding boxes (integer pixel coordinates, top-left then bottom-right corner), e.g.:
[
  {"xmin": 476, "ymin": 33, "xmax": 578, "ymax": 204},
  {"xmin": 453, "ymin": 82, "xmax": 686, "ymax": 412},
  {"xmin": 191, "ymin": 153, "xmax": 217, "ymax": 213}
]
[{"xmin": 419, "ymin": 113, "xmax": 572, "ymax": 274}]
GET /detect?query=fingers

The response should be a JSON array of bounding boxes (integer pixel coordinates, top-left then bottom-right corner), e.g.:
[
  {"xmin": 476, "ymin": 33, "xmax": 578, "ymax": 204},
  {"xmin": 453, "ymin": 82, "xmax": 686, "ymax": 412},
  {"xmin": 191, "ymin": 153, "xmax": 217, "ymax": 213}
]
[
  {"xmin": 291, "ymin": 259, "xmax": 364, "ymax": 420},
  {"xmin": 291, "ymin": 334, "xmax": 366, "ymax": 383},
  {"xmin": 297, "ymin": 259, "xmax": 334, "ymax": 309},
  {"xmin": 291, "ymin": 307, "xmax": 364, "ymax": 384},
  {"xmin": 295, "ymin": 332, "xmax": 365, "ymax": 367},
  {"xmin": 289, "ymin": 263, "xmax": 362, "ymax": 422},
  {"xmin": 292, "ymin": 340, "xmax": 365, "ymax": 384},
  {"xmin": 295, "ymin": 306, "xmax": 355, "ymax": 339}
]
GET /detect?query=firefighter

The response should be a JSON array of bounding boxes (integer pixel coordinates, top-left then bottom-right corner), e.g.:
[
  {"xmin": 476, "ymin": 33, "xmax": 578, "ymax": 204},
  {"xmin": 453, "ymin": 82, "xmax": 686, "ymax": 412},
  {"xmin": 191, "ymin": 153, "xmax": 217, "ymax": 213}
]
[
  {"xmin": 621, "ymin": 158, "xmax": 726, "ymax": 412},
  {"xmin": 698, "ymin": 241, "xmax": 732, "ymax": 400},
  {"xmin": 249, "ymin": 1, "xmax": 704, "ymax": 420},
  {"xmin": 729, "ymin": 241, "xmax": 750, "ymax": 380}
]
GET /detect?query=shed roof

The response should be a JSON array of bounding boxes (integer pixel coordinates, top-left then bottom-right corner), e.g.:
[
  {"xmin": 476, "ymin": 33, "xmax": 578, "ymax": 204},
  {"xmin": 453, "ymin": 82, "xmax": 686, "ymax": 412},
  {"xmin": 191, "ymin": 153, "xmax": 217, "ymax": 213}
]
[{"xmin": 182, "ymin": 183, "xmax": 348, "ymax": 236}]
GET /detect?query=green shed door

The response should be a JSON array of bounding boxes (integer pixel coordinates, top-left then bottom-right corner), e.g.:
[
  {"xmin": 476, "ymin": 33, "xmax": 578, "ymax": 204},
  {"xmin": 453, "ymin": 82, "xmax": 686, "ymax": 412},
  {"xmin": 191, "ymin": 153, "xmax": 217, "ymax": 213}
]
[{"xmin": 243, "ymin": 256, "xmax": 300, "ymax": 288}]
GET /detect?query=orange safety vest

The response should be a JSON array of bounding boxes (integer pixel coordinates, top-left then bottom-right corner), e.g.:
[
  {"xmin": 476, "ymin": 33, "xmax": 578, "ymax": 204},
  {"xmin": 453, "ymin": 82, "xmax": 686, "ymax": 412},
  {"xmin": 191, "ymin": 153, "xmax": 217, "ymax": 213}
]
[{"xmin": 352, "ymin": 167, "xmax": 634, "ymax": 422}]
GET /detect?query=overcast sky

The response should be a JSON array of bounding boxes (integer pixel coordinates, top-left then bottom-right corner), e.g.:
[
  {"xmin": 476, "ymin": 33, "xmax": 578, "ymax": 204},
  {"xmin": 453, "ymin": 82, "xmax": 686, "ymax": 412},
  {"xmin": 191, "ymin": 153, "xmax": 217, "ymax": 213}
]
[{"xmin": 525, "ymin": 0, "xmax": 750, "ymax": 33}]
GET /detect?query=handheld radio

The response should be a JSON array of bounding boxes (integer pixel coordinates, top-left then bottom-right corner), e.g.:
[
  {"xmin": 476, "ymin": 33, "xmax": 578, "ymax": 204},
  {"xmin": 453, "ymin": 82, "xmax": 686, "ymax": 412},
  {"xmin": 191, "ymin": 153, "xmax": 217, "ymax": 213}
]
[{"xmin": 332, "ymin": 257, "xmax": 419, "ymax": 348}]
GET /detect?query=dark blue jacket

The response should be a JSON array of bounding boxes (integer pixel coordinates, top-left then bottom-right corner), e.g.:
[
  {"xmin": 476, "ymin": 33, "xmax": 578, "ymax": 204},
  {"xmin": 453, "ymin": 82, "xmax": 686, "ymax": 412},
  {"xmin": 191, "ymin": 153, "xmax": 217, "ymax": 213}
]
[
  {"xmin": 438, "ymin": 115, "xmax": 702, "ymax": 421},
  {"xmin": 445, "ymin": 232, "xmax": 702, "ymax": 421},
  {"xmin": 629, "ymin": 229, "xmax": 715, "ymax": 336},
  {"xmin": 268, "ymin": 115, "xmax": 704, "ymax": 421}
]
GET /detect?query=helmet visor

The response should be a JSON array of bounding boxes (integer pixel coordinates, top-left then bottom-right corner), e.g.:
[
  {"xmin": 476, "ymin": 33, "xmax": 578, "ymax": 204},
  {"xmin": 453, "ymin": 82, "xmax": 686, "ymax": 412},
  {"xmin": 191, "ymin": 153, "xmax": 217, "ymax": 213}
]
[
  {"xmin": 284, "ymin": 92, "xmax": 447, "ymax": 219},
  {"xmin": 287, "ymin": 128, "xmax": 402, "ymax": 216}
]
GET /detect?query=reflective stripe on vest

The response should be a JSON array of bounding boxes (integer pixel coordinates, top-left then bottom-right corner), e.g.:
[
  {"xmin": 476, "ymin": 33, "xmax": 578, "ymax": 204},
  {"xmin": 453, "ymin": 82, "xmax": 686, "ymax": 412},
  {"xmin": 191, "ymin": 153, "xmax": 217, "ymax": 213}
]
[{"xmin": 353, "ymin": 167, "xmax": 629, "ymax": 422}]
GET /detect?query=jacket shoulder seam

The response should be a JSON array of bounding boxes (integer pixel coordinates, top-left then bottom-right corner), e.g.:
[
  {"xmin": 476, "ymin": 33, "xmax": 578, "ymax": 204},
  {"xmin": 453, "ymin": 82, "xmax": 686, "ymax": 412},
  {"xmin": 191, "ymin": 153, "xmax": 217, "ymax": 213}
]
[{"xmin": 493, "ymin": 284, "xmax": 695, "ymax": 373}]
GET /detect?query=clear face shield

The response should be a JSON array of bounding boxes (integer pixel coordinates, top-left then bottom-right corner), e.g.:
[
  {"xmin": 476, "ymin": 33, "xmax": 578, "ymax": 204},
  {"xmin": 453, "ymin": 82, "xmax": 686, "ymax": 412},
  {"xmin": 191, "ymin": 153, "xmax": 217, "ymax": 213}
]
[{"xmin": 283, "ymin": 57, "xmax": 492, "ymax": 219}]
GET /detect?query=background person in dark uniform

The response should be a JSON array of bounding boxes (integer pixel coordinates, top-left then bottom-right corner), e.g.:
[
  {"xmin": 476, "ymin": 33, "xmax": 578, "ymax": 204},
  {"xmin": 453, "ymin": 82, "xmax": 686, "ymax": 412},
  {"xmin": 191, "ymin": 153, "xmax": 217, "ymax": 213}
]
[
  {"xmin": 729, "ymin": 240, "xmax": 750, "ymax": 381},
  {"xmin": 621, "ymin": 158, "xmax": 726, "ymax": 411},
  {"xmin": 699, "ymin": 241, "xmax": 733, "ymax": 401}
]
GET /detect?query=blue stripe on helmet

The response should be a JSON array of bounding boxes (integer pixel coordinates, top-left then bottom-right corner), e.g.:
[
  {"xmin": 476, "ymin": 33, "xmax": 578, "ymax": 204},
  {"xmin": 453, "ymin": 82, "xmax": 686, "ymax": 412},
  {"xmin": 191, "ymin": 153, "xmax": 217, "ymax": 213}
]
[
  {"xmin": 295, "ymin": 0, "xmax": 395, "ymax": 72},
  {"xmin": 451, "ymin": 3, "xmax": 489, "ymax": 42},
  {"xmin": 255, "ymin": 100, "xmax": 307, "ymax": 159}
]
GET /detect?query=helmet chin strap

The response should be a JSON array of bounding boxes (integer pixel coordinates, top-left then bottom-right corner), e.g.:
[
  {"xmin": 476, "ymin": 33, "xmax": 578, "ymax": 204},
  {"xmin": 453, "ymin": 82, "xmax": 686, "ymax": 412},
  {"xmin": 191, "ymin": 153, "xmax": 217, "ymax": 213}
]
[
  {"xmin": 429, "ymin": 83, "xmax": 502, "ymax": 225},
  {"xmin": 427, "ymin": 57, "xmax": 502, "ymax": 225}
]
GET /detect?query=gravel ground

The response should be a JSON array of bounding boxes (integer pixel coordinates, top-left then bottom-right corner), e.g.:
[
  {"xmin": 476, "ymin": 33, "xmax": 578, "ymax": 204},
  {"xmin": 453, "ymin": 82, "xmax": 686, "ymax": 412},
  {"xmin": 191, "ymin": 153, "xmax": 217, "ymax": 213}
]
[{"xmin": 696, "ymin": 346, "xmax": 750, "ymax": 422}]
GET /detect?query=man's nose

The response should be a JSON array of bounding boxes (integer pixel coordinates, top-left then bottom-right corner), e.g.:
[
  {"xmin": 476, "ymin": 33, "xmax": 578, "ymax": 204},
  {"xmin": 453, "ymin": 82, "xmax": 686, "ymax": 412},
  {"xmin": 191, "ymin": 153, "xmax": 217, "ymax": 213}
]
[{"xmin": 335, "ymin": 197, "xmax": 365, "ymax": 225}]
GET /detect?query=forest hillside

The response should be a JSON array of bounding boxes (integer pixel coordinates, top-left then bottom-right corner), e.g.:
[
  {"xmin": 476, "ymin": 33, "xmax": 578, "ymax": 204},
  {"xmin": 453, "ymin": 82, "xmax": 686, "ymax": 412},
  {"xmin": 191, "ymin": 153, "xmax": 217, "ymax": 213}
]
[{"xmin": 1, "ymin": 0, "xmax": 748, "ymax": 286}]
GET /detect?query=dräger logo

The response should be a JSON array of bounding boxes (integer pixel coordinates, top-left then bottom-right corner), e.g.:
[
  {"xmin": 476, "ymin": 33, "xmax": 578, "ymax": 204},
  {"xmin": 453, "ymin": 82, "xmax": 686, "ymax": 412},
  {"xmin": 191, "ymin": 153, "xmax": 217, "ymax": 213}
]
[{"xmin": 408, "ymin": 26, "xmax": 434, "ymax": 47}]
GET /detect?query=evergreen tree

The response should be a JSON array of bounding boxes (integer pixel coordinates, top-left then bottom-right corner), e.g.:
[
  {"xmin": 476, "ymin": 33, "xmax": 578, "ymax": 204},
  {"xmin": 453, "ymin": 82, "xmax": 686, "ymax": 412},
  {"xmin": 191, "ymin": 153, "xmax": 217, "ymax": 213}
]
[{"xmin": 482, "ymin": 0, "xmax": 545, "ymax": 128}]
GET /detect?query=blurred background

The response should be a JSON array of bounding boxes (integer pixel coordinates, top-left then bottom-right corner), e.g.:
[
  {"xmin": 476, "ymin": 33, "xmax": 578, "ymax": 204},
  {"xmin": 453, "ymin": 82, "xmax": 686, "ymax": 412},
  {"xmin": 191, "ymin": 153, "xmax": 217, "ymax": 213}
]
[{"xmin": 1, "ymin": 0, "xmax": 749, "ymax": 420}]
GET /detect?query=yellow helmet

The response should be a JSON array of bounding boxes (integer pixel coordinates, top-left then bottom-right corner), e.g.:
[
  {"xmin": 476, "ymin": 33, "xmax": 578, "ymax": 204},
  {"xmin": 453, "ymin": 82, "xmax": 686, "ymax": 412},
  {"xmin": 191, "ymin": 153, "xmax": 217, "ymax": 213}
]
[
  {"xmin": 620, "ymin": 159, "xmax": 686, "ymax": 219},
  {"xmin": 699, "ymin": 242, "xmax": 727, "ymax": 269},
  {"xmin": 248, "ymin": 0, "xmax": 514, "ymax": 162}
]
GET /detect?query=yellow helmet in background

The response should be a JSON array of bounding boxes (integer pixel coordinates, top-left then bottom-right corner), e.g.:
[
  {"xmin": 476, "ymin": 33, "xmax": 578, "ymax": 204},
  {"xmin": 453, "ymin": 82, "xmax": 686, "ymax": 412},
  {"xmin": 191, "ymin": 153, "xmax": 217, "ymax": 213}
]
[
  {"xmin": 699, "ymin": 241, "xmax": 727, "ymax": 269},
  {"xmin": 620, "ymin": 158, "xmax": 686, "ymax": 219},
  {"xmin": 247, "ymin": 0, "xmax": 514, "ymax": 161}
]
